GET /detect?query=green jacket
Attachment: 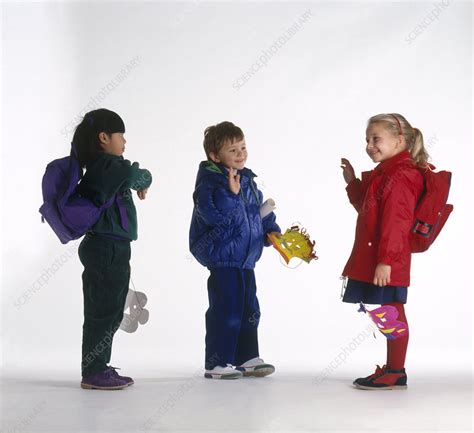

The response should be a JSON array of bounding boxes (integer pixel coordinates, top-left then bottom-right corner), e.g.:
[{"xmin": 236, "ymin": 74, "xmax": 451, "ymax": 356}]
[{"xmin": 77, "ymin": 153, "xmax": 152, "ymax": 241}]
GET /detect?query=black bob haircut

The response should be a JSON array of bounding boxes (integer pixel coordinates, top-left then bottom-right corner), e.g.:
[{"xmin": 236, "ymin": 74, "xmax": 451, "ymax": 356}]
[{"xmin": 72, "ymin": 108, "xmax": 125, "ymax": 168}]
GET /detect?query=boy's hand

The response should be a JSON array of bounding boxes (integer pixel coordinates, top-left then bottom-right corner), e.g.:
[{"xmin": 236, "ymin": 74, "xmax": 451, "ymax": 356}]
[
  {"xmin": 268, "ymin": 232, "xmax": 281, "ymax": 239},
  {"xmin": 341, "ymin": 158, "xmax": 356, "ymax": 184},
  {"xmin": 137, "ymin": 188, "xmax": 148, "ymax": 200},
  {"xmin": 228, "ymin": 168, "xmax": 241, "ymax": 195},
  {"xmin": 373, "ymin": 263, "xmax": 391, "ymax": 287}
]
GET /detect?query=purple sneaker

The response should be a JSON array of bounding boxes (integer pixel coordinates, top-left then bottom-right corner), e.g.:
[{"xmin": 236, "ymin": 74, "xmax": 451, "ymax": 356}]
[
  {"xmin": 107, "ymin": 366, "xmax": 134, "ymax": 386},
  {"xmin": 81, "ymin": 368, "xmax": 129, "ymax": 390}
]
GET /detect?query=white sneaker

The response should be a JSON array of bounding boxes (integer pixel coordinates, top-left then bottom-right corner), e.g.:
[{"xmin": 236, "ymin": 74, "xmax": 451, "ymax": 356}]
[
  {"xmin": 236, "ymin": 357, "xmax": 275, "ymax": 377},
  {"xmin": 204, "ymin": 365, "xmax": 243, "ymax": 380}
]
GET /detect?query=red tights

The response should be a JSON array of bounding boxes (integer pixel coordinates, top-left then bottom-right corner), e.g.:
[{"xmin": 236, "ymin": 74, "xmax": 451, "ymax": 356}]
[{"xmin": 383, "ymin": 302, "xmax": 409, "ymax": 370}]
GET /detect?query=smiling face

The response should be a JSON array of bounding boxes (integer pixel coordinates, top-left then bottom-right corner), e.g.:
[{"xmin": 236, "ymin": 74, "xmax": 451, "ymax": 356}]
[
  {"xmin": 210, "ymin": 138, "xmax": 248, "ymax": 170},
  {"xmin": 365, "ymin": 122, "xmax": 406, "ymax": 163},
  {"xmin": 99, "ymin": 132, "xmax": 126, "ymax": 157}
]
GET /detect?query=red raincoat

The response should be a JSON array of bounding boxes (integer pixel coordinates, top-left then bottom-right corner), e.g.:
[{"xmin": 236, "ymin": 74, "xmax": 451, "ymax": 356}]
[{"xmin": 342, "ymin": 151, "xmax": 424, "ymax": 287}]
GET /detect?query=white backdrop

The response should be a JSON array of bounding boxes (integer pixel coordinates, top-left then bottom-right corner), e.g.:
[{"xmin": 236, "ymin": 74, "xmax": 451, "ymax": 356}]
[{"xmin": 1, "ymin": 1, "xmax": 472, "ymax": 377}]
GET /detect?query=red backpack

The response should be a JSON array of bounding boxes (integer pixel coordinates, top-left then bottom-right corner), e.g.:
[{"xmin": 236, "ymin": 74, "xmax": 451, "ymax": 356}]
[{"xmin": 410, "ymin": 164, "xmax": 453, "ymax": 253}]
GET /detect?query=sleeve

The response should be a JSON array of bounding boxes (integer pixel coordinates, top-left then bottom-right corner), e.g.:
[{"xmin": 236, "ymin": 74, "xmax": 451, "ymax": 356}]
[
  {"xmin": 104, "ymin": 157, "xmax": 152, "ymax": 193},
  {"xmin": 80, "ymin": 156, "xmax": 151, "ymax": 206},
  {"xmin": 346, "ymin": 178, "xmax": 363, "ymax": 212},
  {"xmin": 257, "ymin": 188, "xmax": 281, "ymax": 247},
  {"xmin": 194, "ymin": 183, "xmax": 242, "ymax": 227},
  {"xmin": 377, "ymin": 170, "xmax": 423, "ymax": 265},
  {"xmin": 119, "ymin": 160, "xmax": 152, "ymax": 191}
]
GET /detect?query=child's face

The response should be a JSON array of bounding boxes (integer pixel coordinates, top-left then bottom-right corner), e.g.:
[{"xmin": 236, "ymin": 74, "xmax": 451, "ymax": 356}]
[
  {"xmin": 99, "ymin": 132, "xmax": 126, "ymax": 157},
  {"xmin": 210, "ymin": 138, "xmax": 248, "ymax": 170},
  {"xmin": 365, "ymin": 123, "xmax": 405, "ymax": 163}
]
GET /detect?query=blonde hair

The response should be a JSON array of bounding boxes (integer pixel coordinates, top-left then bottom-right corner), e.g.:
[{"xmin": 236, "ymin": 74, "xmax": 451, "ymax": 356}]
[{"xmin": 367, "ymin": 113, "xmax": 429, "ymax": 167}]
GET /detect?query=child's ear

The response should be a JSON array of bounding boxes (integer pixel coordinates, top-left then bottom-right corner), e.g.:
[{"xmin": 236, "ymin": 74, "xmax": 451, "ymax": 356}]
[
  {"xmin": 209, "ymin": 152, "xmax": 220, "ymax": 163},
  {"xmin": 98, "ymin": 132, "xmax": 109, "ymax": 149},
  {"xmin": 398, "ymin": 134, "xmax": 407, "ymax": 149}
]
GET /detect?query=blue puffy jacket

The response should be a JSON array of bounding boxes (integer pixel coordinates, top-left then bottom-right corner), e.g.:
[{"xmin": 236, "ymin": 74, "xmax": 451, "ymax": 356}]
[{"xmin": 189, "ymin": 161, "xmax": 280, "ymax": 269}]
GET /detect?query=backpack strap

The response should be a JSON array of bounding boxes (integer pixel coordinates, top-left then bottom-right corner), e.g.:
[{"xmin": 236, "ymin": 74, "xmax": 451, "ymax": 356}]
[
  {"xmin": 100, "ymin": 195, "xmax": 116, "ymax": 211},
  {"xmin": 70, "ymin": 141, "xmax": 79, "ymax": 159},
  {"xmin": 98, "ymin": 193, "xmax": 129, "ymax": 232},
  {"xmin": 115, "ymin": 194, "xmax": 130, "ymax": 232},
  {"xmin": 71, "ymin": 138, "xmax": 130, "ymax": 233}
]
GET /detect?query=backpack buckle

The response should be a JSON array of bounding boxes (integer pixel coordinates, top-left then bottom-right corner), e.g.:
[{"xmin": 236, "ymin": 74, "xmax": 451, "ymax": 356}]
[{"xmin": 412, "ymin": 219, "xmax": 432, "ymax": 237}]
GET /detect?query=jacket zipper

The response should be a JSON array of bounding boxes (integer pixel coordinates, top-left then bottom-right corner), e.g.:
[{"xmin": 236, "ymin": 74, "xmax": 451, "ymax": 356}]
[
  {"xmin": 239, "ymin": 185, "xmax": 252, "ymax": 268},
  {"xmin": 238, "ymin": 177, "xmax": 262, "ymax": 268},
  {"xmin": 243, "ymin": 179, "xmax": 263, "ymax": 267}
]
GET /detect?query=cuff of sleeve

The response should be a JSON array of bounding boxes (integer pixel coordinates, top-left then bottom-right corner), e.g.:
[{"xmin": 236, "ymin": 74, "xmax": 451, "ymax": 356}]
[
  {"xmin": 377, "ymin": 254, "xmax": 395, "ymax": 267},
  {"xmin": 264, "ymin": 226, "xmax": 281, "ymax": 247},
  {"xmin": 346, "ymin": 178, "xmax": 361, "ymax": 194},
  {"xmin": 264, "ymin": 233, "xmax": 273, "ymax": 247}
]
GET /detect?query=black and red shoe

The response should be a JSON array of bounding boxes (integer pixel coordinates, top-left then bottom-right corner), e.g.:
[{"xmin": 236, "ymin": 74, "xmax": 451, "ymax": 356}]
[{"xmin": 353, "ymin": 364, "xmax": 407, "ymax": 390}]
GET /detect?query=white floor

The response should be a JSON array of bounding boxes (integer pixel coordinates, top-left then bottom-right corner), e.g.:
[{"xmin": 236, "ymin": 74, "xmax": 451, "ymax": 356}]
[{"xmin": 1, "ymin": 368, "xmax": 472, "ymax": 433}]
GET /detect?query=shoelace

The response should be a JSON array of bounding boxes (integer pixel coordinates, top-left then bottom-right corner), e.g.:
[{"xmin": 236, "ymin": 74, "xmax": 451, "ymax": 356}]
[
  {"xmin": 369, "ymin": 364, "xmax": 387, "ymax": 380},
  {"xmin": 107, "ymin": 366, "xmax": 122, "ymax": 377}
]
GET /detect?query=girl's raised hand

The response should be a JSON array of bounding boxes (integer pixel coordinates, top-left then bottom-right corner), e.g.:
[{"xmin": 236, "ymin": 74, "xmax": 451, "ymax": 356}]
[
  {"xmin": 228, "ymin": 168, "xmax": 241, "ymax": 195},
  {"xmin": 373, "ymin": 263, "xmax": 391, "ymax": 287},
  {"xmin": 137, "ymin": 188, "xmax": 148, "ymax": 200},
  {"xmin": 341, "ymin": 158, "xmax": 356, "ymax": 184}
]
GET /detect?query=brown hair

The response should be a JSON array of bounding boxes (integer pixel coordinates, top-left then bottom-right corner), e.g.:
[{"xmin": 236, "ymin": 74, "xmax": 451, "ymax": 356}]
[
  {"xmin": 367, "ymin": 113, "xmax": 429, "ymax": 167},
  {"xmin": 203, "ymin": 121, "xmax": 244, "ymax": 160}
]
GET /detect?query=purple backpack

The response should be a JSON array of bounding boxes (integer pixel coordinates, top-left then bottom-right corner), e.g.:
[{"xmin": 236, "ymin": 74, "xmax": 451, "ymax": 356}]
[{"xmin": 39, "ymin": 144, "xmax": 115, "ymax": 244}]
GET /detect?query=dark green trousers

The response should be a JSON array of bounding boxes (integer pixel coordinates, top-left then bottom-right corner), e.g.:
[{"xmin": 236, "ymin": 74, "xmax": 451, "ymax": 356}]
[{"xmin": 78, "ymin": 233, "xmax": 131, "ymax": 377}]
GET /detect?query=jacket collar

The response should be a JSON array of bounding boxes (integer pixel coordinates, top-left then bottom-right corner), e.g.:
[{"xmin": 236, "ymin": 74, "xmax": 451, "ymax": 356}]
[
  {"xmin": 374, "ymin": 150, "xmax": 414, "ymax": 175},
  {"xmin": 200, "ymin": 160, "xmax": 257, "ymax": 178}
]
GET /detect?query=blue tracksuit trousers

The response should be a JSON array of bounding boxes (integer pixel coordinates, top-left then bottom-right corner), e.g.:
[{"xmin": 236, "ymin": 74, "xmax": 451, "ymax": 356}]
[{"xmin": 205, "ymin": 268, "xmax": 260, "ymax": 369}]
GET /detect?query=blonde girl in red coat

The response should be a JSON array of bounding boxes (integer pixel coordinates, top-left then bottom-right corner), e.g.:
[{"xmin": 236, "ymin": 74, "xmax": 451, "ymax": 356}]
[{"xmin": 340, "ymin": 113, "xmax": 429, "ymax": 390}]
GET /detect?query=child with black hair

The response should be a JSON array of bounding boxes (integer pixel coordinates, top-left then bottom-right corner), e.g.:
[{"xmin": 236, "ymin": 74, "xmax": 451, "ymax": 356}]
[{"xmin": 74, "ymin": 109, "xmax": 152, "ymax": 390}]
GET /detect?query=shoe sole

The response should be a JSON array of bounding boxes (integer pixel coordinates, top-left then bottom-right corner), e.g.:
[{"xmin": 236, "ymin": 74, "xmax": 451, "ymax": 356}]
[
  {"xmin": 80, "ymin": 383, "xmax": 129, "ymax": 390},
  {"xmin": 239, "ymin": 366, "xmax": 275, "ymax": 378},
  {"xmin": 204, "ymin": 372, "xmax": 242, "ymax": 380},
  {"xmin": 353, "ymin": 383, "xmax": 408, "ymax": 391}
]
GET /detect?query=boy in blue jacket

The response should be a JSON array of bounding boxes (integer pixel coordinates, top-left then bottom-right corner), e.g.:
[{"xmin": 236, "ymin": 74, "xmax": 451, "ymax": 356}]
[{"xmin": 189, "ymin": 121, "xmax": 280, "ymax": 379}]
